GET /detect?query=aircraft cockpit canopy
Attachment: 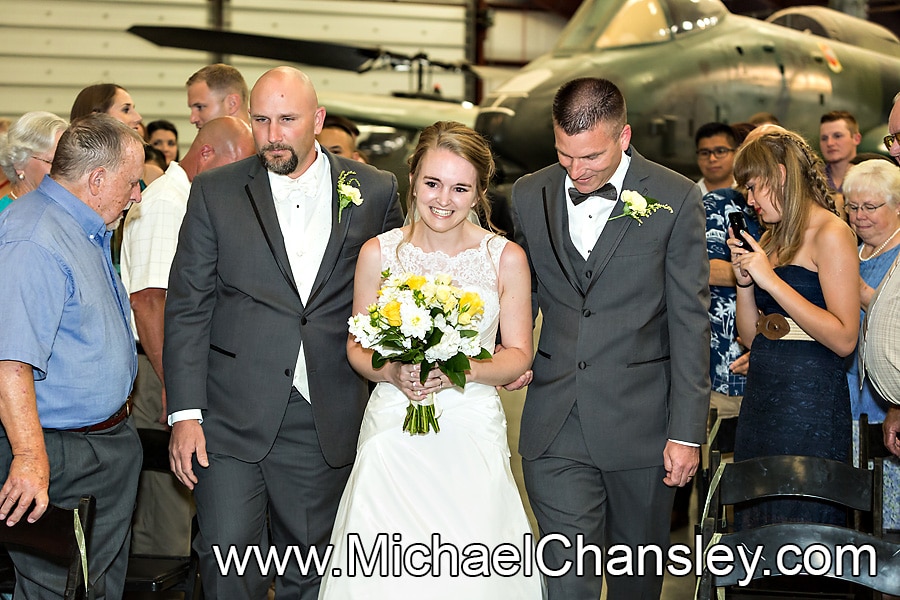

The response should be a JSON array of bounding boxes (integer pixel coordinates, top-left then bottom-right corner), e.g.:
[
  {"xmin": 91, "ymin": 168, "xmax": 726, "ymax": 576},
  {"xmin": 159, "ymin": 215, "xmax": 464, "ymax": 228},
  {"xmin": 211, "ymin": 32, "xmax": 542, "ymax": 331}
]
[{"xmin": 554, "ymin": 0, "xmax": 728, "ymax": 53}]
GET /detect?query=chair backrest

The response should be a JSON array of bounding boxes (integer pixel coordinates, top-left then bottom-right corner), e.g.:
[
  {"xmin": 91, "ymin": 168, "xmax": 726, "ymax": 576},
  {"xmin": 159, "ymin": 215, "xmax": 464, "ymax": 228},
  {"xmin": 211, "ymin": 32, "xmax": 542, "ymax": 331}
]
[
  {"xmin": 699, "ymin": 452, "xmax": 891, "ymax": 599},
  {"xmin": 859, "ymin": 413, "xmax": 893, "ymax": 464},
  {"xmin": 709, "ymin": 522, "xmax": 900, "ymax": 594},
  {"xmin": 716, "ymin": 453, "xmax": 875, "ymax": 511},
  {"xmin": 0, "ymin": 495, "xmax": 95, "ymax": 600}
]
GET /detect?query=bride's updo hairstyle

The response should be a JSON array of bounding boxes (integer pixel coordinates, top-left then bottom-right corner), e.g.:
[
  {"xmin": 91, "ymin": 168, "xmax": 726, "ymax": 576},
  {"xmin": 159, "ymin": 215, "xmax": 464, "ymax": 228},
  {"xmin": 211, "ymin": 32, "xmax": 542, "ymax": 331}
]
[
  {"xmin": 733, "ymin": 129, "xmax": 831, "ymax": 265},
  {"xmin": 405, "ymin": 120, "xmax": 502, "ymax": 235}
]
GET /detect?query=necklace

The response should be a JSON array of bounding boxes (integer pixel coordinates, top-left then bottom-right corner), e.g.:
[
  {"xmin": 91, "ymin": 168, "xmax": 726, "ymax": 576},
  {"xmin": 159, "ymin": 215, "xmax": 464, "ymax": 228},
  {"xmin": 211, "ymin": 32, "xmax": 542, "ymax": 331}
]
[
  {"xmin": 859, "ymin": 226, "xmax": 900, "ymax": 262},
  {"xmin": 8, "ymin": 191, "xmax": 17, "ymax": 200}
]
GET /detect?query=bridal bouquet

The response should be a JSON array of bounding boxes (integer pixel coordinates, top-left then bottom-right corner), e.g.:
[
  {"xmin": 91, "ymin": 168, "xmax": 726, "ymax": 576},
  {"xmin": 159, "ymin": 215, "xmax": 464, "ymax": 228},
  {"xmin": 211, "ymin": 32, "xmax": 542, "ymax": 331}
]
[{"xmin": 348, "ymin": 270, "xmax": 491, "ymax": 435}]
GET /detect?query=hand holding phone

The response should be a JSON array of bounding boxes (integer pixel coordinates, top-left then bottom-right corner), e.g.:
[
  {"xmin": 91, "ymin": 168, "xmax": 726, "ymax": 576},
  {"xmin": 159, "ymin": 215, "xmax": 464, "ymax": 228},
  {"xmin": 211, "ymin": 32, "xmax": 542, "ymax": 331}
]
[{"xmin": 728, "ymin": 212, "xmax": 751, "ymax": 248}]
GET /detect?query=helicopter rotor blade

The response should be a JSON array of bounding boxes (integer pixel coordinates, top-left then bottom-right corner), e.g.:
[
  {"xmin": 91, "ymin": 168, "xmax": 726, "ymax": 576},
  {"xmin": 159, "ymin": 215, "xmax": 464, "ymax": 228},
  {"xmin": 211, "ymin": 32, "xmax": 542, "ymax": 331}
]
[{"xmin": 128, "ymin": 25, "xmax": 382, "ymax": 72}]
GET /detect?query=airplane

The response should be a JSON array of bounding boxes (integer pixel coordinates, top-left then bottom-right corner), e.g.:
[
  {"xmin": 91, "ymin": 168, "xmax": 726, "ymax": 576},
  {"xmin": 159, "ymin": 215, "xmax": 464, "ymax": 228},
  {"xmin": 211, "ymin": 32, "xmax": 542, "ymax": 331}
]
[{"xmin": 130, "ymin": 0, "xmax": 900, "ymax": 230}]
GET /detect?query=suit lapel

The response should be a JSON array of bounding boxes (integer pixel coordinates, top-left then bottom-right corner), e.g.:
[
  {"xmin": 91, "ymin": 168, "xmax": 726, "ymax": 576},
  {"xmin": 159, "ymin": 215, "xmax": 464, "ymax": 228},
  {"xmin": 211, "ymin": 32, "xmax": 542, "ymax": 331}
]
[
  {"xmin": 245, "ymin": 160, "xmax": 301, "ymax": 300},
  {"xmin": 583, "ymin": 147, "xmax": 649, "ymax": 296},
  {"xmin": 306, "ymin": 153, "xmax": 352, "ymax": 308},
  {"xmin": 542, "ymin": 168, "xmax": 584, "ymax": 296}
]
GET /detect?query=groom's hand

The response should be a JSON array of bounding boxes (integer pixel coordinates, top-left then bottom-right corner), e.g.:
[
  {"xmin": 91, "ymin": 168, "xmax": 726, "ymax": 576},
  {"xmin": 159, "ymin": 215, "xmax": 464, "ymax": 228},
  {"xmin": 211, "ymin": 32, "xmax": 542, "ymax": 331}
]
[
  {"xmin": 663, "ymin": 441, "xmax": 699, "ymax": 488},
  {"xmin": 169, "ymin": 419, "xmax": 208, "ymax": 490}
]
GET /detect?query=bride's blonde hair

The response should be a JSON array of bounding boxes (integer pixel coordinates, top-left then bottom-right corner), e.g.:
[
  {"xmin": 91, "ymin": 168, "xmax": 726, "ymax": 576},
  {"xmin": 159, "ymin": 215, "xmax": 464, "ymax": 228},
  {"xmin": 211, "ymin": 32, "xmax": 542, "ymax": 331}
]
[{"xmin": 404, "ymin": 121, "xmax": 501, "ymax": 243}]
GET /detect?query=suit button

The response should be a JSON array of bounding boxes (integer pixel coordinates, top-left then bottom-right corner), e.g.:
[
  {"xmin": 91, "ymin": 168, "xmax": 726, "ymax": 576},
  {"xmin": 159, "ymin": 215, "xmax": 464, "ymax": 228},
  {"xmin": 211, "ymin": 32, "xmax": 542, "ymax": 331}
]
[
  {"xmin": 582, "ymin": 309, "xmax": 591, "ymax": 318},
  {"xmin": 284, "ymin": 369, "xmax": 292, "ymax": 377},
  {"xmin": 300, "ymin": 317, "xmax": 307, "ymax": 326},
  {"xmin": 585, "ymin": 270, "xmax": 592, "ymax": 279},
  {"xmin": 578, "ymin": 361, "xmax": 587, "ymax": 370}
]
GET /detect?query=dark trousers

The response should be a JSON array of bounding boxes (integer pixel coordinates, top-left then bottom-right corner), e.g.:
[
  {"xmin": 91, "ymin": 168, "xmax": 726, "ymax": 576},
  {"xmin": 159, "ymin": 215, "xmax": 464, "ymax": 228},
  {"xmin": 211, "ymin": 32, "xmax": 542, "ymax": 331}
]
[
  {"xmin": 192, "ymin": 389, "xmax": 352, "ymax": 600},
  {"xmin": 0, "ymin": 418, "xmax": 142, "ymax": 599},
  {"xmin": 523, "ymin": 402, "xmax": 674, "ymax": 600}
]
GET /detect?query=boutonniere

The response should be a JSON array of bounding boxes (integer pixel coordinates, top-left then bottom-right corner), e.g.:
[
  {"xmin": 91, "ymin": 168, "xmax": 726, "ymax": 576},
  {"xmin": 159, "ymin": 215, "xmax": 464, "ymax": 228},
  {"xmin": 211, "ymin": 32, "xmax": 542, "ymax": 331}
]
[
  {"xmin": 337, "ymin": 170, "xmax": 363, "ymax": 223},
  {"xmin": 608, "ymin": 190, "xmax": 673, "ymax": 225}
]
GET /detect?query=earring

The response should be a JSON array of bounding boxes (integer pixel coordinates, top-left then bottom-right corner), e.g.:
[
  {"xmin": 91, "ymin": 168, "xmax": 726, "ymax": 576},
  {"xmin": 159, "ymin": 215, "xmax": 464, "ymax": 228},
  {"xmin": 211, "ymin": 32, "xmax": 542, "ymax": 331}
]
[{"xmin": 17, "ymin": 172, "xmax": 24, "ymax": 180}]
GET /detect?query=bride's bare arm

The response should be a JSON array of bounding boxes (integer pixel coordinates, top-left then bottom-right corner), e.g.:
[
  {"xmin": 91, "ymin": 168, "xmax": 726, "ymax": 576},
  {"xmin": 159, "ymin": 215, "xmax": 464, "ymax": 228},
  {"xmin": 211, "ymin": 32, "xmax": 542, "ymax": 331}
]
[
  {"xmin": 466, "ymin": 242, "xmax": 533, "ymax": 387},
  {"xmin": 346, "ymin": 238, "xmax": 412, "ymax": 391}
]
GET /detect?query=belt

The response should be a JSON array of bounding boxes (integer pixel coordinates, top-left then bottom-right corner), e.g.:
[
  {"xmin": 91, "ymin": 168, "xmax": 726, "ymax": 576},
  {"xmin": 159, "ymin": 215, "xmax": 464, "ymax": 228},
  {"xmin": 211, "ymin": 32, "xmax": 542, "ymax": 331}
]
[
  {"xmin": 59, "ymin": 399, "xmax": 132, "ymax": 433},
  {"xmin": 756, "ymin": 314, "xmax": 814, "ymax": 342}
]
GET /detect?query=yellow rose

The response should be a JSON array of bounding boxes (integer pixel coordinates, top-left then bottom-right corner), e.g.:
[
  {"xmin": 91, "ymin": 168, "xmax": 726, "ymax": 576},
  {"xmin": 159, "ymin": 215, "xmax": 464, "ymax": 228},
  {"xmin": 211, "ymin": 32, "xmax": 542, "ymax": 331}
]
[
  {"xmin": 434, "ymin": 285, "xmax": 453, "ymax": 304},
  {"xmin": 381, "ymin": 300, "xmax": 402, "ymax": 327},
  {"xmin": 458, "ymin": 291, "xmax": 484, "ymax": 325},
  {"xmin": 434, "ymin": 273, "xmax": 453, "ymax": 286},
  {"xmin": 405, "ymin": 274, "xmax": 427, "ymax": 290}
]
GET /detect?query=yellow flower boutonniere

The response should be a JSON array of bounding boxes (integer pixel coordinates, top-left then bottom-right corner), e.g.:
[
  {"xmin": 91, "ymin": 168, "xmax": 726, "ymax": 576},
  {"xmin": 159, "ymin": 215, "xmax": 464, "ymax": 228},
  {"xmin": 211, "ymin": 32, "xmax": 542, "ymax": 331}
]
[
  {"xmin": 608, "ymin": 190, "xmax": 673, "ymax": 225},
  {"xmin": 337, "ymin": 170, "xmax": 363, "ymax": 223}
]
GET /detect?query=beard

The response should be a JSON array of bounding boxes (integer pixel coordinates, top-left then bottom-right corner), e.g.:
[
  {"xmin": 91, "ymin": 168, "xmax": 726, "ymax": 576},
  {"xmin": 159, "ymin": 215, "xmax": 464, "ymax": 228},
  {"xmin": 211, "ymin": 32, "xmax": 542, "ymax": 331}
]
[{"xmin": 259, "ymin": 143, "xmax": 299, "ymax": 175}]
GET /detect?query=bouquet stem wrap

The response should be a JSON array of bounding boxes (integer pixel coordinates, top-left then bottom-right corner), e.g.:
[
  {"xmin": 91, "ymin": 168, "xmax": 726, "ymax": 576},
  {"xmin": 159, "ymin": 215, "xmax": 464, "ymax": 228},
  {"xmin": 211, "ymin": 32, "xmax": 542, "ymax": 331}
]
[{"xmin": 403, "ymin": 392, "xmax": 440, "ymax": 435}]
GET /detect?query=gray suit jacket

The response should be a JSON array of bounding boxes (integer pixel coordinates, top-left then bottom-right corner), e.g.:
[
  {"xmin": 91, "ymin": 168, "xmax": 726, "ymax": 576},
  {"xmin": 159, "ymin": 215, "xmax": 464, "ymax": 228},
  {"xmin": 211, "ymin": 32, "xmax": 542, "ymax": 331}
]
[
  {"xmin": 511, "ymin": 147, "xmax": 710, "ymax": 471},
  {"xmin": 164, "ymin": 151, "xmax": 402, "ymax": 467}
]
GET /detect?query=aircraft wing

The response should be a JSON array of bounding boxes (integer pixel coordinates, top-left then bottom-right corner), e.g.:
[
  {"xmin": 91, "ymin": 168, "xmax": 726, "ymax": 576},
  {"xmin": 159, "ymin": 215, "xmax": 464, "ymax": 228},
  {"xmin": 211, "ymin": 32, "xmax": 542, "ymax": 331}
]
[{"xmin": 318, "ymin": 91, "xmax": 477, "ymax": 130}]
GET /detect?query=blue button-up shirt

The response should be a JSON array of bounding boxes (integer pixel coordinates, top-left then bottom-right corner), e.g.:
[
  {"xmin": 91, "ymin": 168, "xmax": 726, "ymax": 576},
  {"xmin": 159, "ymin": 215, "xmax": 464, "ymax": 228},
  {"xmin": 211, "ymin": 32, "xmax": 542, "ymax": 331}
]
[
  {"xmin": 0, "ymin": 177, "xmax": 136, "ymax": 428},
  {"xmin": 704, "ymin": 187, "xmax": 761, "ymax": 397}
]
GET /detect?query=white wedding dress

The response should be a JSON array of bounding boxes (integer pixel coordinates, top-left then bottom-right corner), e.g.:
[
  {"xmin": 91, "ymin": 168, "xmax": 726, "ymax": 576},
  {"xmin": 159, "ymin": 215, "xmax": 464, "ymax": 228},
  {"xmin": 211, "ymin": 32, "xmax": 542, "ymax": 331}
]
[{"xmin": 319, "ymin": 228, "xmax": 543, "ymax": 599}]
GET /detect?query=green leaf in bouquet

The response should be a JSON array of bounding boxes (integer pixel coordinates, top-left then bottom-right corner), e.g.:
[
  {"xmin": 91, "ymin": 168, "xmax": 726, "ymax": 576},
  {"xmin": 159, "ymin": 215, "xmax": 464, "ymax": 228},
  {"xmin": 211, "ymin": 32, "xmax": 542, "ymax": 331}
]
[
  {"xmin": 459, "ymin": 329, "xmax": 478, "ymax": 338},
  {"xmin": 426, "ymin": 327, "xmax": 443, "ymax": 346},
  {"xmin": 444, "ymin": 368, "xmax": 467, "ymax": 388},
  {"xmin": 474, "ymin": 348, "xmax": 492, "ymax": 360},
  {"xmin": 419, "ymin": 359, "xmax": 433, "ymax": 384},
  {"xmin": 371, "ymin": 352, "xmax": 387, "ymax": 369},
  {"xmin": 443, "ymin": 352, "xmax": 471, "ymax": 374}
]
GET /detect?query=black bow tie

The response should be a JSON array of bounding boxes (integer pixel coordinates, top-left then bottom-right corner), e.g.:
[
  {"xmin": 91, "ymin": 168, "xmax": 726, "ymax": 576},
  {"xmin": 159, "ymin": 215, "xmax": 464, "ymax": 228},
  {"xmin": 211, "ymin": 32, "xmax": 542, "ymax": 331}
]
[{"xmin": 568, "ymin": 182, "xmax": 617, "ymax": 206}]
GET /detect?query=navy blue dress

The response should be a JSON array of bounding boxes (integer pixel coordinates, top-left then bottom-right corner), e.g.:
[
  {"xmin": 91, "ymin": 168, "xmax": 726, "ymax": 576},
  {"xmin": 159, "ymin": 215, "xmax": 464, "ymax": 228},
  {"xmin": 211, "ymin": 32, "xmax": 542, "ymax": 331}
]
[{"xmin": 734, "ymin": 265, "xmax": 851, "ymax": 529}]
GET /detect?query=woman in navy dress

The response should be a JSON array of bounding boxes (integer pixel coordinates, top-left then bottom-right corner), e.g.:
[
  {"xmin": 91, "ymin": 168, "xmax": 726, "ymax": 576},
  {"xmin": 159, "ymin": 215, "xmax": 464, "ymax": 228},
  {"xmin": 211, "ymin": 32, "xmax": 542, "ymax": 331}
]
[{"xmin": 728, "ymin": 128, "xmax": 859, "ymax": 528}]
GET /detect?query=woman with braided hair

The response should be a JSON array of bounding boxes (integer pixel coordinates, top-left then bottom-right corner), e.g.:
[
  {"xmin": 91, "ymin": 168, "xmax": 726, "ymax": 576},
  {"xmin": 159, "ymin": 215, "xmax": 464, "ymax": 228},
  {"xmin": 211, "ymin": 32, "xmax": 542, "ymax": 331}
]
[{"xmin": 727, "ymin": 129, "xmax": 859, "ymax": 528}]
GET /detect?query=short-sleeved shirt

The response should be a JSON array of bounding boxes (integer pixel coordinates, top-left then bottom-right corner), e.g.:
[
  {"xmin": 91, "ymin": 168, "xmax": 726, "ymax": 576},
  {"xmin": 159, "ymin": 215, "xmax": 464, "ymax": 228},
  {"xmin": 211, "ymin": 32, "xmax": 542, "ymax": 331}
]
[
  {"xmin": 120, "ymin": 161, "xmax": 190, "ymax": 339},
  {"xmin": 0, "ymin": 177, "xmax": 137, "ymax": 428},
  {"xmin": 704, "ymin": 187, "xmax": 761, "ymax": 396},
  {"xmin": 864, "ymin": 254, "xmax": 900, "ymax": 406}
]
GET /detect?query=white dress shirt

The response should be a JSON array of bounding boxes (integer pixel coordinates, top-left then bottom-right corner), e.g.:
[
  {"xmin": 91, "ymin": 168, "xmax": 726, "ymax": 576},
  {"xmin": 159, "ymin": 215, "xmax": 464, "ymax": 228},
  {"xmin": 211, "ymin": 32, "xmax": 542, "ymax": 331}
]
[
  {"xmin": 269, "ymin": 145, "xmax": 332, "ymax": 402},
  {"xmin": 566, "ymin": 152, "xmax": 631, "ymax": 259}
]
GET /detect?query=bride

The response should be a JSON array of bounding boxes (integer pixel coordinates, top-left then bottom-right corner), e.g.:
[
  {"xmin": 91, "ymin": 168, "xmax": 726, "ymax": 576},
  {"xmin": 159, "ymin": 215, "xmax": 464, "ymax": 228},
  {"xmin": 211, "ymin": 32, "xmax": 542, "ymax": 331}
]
[{"xmin": 318, "ymin": 121, "xmax": 543, "ymax": 598}]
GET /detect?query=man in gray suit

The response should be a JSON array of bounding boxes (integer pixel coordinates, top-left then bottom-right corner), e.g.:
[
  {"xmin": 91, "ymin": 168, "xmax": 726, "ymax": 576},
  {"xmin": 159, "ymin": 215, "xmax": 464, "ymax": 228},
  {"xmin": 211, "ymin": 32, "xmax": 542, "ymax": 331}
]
[
  {"xmin": 164, "ymin": 66, "xmax": 402, "ymax": 599},
  {"xmin": 511, "ymin": 77, "xmax": 710, "ymax": 599}
]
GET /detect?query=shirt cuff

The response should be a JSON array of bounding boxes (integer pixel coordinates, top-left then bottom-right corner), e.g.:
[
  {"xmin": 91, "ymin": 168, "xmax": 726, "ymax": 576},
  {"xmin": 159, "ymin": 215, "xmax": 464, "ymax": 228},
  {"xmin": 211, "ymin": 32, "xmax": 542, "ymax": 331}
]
[
  {"xmin": 168, "ymin": 409, "xmax": 203, "ymax": 426},
  {"xmin": 669, "ymin": 438, "xmax": 700, "ymax": 447}
]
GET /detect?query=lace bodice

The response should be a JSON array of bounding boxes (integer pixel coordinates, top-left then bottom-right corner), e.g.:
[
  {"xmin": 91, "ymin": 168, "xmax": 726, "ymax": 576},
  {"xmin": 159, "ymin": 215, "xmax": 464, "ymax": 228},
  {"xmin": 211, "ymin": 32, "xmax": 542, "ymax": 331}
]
[{"xmin": 378, "ymin": 228, "xmax": 505, "ymax": 350}]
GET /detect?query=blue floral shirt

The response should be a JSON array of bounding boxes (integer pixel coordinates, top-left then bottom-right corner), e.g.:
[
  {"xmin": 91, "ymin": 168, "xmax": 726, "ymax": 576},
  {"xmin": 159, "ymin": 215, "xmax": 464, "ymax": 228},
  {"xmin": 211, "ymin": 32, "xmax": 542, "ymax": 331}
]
[{"xmin": 704, "ymin": 188, "xmax": 761, "ymax": 396}]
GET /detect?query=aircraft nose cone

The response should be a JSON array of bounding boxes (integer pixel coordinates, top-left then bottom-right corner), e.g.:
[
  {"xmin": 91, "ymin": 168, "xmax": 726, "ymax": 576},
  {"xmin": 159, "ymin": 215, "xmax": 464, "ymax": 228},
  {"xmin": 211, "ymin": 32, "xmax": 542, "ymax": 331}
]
[{"xmin": 476, "ymin": 97, "xmax": 555, "ymax": 185}]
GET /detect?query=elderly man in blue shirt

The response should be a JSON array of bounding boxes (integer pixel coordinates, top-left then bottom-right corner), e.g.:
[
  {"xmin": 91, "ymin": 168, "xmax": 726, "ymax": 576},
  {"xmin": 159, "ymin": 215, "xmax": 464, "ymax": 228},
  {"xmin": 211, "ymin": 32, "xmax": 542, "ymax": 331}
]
[{"xmin": 0, "ymin": 114, "xmax": 144, "ymax": 599}]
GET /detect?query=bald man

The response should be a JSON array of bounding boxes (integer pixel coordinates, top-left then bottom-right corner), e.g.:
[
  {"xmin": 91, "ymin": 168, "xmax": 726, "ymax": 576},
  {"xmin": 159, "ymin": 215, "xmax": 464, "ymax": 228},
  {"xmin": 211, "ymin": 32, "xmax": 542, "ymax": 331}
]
[
  {"xmin": 120, "ymin": 116, "xmax": 256, "ymax": 556},
  {"xmin": 164, "ymin": 67, "xmax": 402, "ymax": 599}
]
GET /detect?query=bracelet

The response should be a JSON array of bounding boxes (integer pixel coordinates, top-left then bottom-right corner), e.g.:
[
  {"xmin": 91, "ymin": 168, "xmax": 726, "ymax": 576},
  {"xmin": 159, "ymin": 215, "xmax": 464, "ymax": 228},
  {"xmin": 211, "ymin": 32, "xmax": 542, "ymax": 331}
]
[{"xmin": 736, "ymin": 281, "xmax": 754, "ymax": 288}]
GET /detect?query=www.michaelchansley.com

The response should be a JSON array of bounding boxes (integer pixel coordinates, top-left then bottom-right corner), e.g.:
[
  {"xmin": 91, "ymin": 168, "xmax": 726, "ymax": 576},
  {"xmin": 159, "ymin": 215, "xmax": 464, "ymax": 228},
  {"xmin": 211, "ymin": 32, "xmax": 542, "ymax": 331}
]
[{"xmin": 212, "ymin": 532, "xmax": 881, "ymax": 586}]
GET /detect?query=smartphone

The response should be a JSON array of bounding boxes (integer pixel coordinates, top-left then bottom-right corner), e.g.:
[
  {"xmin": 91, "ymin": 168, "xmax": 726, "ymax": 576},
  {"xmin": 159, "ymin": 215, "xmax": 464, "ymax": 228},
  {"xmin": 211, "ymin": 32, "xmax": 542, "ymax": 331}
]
[{"xmin": 728, "ymin": 212, "xmax": 751, "ymax": 248}]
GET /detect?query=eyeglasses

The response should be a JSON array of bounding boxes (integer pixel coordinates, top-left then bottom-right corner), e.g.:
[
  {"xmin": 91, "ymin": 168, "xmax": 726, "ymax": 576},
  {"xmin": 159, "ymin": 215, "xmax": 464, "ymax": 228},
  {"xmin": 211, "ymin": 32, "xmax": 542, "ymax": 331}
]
[
  {"xmin": 696, "ymin": 147, "xmax": 735, "ymax": 160},
  {"xmin": 884, "ymin": 134, "xmax": 899, "ymax": 152},
  {"xmin": 845, "ymin": 202, "xmax": 886, "ymax": 214},
  {"xmin": 31, "ymin": 155, "xmax": 53, "ymax": 165}
]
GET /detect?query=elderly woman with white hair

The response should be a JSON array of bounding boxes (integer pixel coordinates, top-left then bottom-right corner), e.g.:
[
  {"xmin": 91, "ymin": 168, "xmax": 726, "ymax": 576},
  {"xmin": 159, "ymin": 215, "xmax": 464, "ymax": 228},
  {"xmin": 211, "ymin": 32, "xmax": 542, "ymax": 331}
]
[
  {"xmin": 0, "ymin": 111, "xmax": 68, "ymax": 213},
  {"xmin": 843, "ymin": 157, "xmax": 900, "ymax": 531}
]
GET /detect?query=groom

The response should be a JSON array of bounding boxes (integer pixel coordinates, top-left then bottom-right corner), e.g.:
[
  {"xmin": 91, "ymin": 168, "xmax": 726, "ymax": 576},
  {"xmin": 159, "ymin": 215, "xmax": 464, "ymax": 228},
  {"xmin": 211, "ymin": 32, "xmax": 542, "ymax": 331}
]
[
  {"xmin": 164, "ymin": 66, "xmax": 402, "ymax": 599},
  {"xmin": 511, "ymin": 77, "xmax": 710, "ymax": 599}
]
